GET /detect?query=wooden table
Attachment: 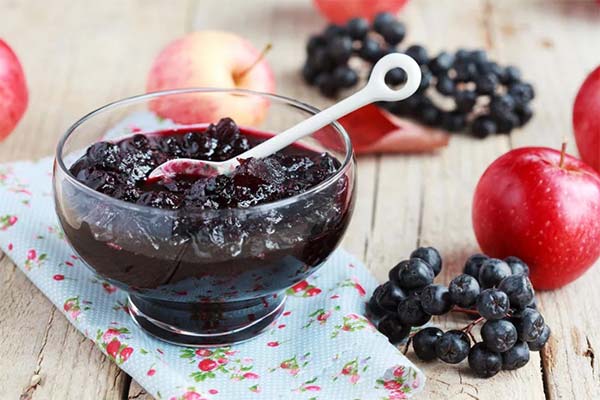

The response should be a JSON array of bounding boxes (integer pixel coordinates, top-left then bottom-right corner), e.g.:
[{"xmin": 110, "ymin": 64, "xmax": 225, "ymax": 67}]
[{"xmin": 1, "ymin": 0, "xmax": 599, "ymax": 398}]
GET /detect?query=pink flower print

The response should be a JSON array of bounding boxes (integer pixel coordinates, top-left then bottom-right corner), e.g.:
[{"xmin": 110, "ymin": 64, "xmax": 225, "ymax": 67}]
[
  {"xmin": 147, "ymin": 368, "xmax": 156, "ymax": 376},
  {"xmin": 7, "ymin": 243, "xmax": 13, "ymax": 251},
  {"xmin": 65, "ymin": 261, "xmax": 74, "ymax": 267},
  {"xmin": 352, "ymin": 278, "xmax": 366, "ymax": 297},
  {"xmin": 289, "ymin": 280, "xmax": 308, "ymax": 293},
  {"xmin": 106, "ymin": 339, "xmax": 121, "ymax": 359},
  {"xmin": 393, "ymin": 366, "xmax": 405, "ymax": 377},
  {"xmin": 53, "ymin": 274, "xmax": 64, "ymax": 281},
  {"xmin": 350, "ymin": 374, "xmax": 360, "ymax": 384},
  {"xmin": 384, "ymin": 381, "xmax": 401, "ymax": 391},
  {"xmin": 195, "ymin": 349, "xmax": 212, "ymax": 357},
  {"xmin": 267, "ymin": 341, "xmax": 279, "ymax": 347},
  {"xmin": 119, "ymin": 347, "xmax": 133, "ymax": 363},
  {"xmin": 208, "ymin": 389, "xmax": 218, "ymax": 395},
  {"xmin": 243, "ymin": 372, "xmax": 259, "ymax": 379},
  {"xmin": 182, "ymin": 391, "xmax": 203, "ymax": 400},
  {"xmin": 63, "ymin": 296, "xmax": 91, "ymax": 320},
  {"xmin": 102, "ymin": 282, "xmax": 117, "ymax": 294},
  {"xmin": 217, "ymin": 357, "xmax": 228, "ymax": 365},
  {"xmin": 286, "ymin": 280, "xmax": 322, "ymax": 297},
  {"xmin": 198, "ymin": 359, "xmax": 217, "ymax": 371},
  {"xmin": 103, "ymin": 328, "xmax": 122, "ymax": 343},
  {"xmin": 0, "ymin": 215, "xmax": 17, "ymax": 230},
  {"xmin": 305, "ymin": 385, "xmax": 320, "ymax": 391},
  {"xmin": 317, "ymin": 310, "xmax": 331, "ymax": 323},
  {"xmin": 24, "ymin": 249, "xmax": 47, "ymax": 270}
]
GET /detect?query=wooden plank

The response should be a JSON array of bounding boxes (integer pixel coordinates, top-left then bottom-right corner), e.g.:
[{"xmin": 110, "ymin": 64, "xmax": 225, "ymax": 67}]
[
  {"xmin": 374, "ymin": 1, "xmax": 546, "ymax": 398},
  {"xmin": 0, "ymin": 1, "xmax": 189, "ymax": 399},
  {"xmin": 490, "ymin": 1, "xmax": 600, "ymax": 399}
]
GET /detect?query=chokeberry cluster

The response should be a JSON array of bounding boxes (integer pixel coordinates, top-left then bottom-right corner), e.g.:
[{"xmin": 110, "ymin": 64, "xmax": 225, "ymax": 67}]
[
  {"xmin": 302, "ymin": 12, "xmax": 535, "ymax": 138},
  {"xmin": 367, "ymin": 249, "xmax": 550, "ymax": 378}
]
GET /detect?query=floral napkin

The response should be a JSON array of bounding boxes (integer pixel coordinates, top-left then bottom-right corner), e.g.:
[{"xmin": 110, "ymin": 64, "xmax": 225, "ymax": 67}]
[{"xmin": 0, "ymin": 157, "xmax": 425, "ymax": 400}]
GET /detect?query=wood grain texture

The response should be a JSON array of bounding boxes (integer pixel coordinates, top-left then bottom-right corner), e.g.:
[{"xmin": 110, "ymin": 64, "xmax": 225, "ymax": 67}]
[
  {"xmin": 0, "ymin": 1, "xmax": 189, "ymax": 399},
  {"xmin": 0, "ymin": 0, "xmax": 598, "ymax": 399}
]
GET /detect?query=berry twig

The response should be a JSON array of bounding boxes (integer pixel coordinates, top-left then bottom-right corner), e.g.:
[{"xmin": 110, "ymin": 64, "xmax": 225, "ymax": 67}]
[{"xmin": 451, "ymin": 306, "xmax": 480, "ymax": 316}]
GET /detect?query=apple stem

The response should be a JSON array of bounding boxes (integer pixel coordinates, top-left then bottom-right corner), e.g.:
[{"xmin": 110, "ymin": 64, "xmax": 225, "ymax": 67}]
[
  {"xmin": 235, "ymin": 43, "xmax": 272, "ymax": 81},
  {"xmin": 559, "ymin": 140, "xmax": 567, "ymax": 168}
]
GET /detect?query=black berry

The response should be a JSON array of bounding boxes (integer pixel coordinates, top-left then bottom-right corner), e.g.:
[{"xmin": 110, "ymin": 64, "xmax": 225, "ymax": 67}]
[
  {"xmin": 410, "ymin": 247, "xmax": 442, "ymax": 276},
  {"xmin": 502, "ymin": 341, "xmax": 530, "ymax": 370},
  {"xmin": 481, "ymin": 319, "xmax": 518, "ymax": 352},
  {"xmin": 477, "ymin": 289, "xmax": 510, "ymax": 320},
  {"xmin": 413, "ymin": 327, "xmax": 443, "ymax": 361},
  {"xmin": 479, "ymin": 258, "xmax": 512, "ymax": 288},
  {"xmin": 468, "ymin": 342, "xmax": 502, "ymax": 378},
  {"xmin": 449, "ymin": 274, "xmax": 481, "ymax": 308},
  {"xmin": 421, "ymin": 284, "xmax": 453, "ymax": 315},
  {"xmin": 435, "ymin": 330, "xmax": 471, "ymax": 364}
]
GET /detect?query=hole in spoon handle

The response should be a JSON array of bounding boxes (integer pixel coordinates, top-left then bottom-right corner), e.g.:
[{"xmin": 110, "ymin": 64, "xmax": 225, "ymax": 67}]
[{"xmin": 365, "ymin": 53, "xmax": 422, "ymax": 102}]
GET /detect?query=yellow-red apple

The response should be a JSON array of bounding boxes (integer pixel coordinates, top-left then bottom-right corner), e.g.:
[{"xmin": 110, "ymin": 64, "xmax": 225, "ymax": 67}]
[{"xmin": 146, "ymin": 31, "xmax": 275, "ymax": 127}]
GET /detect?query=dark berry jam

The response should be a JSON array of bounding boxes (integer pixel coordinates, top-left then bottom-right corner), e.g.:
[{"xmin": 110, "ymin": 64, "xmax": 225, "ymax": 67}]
[
  {"xmin": 57, "ymin": 118, "xmax": 354, "ymax": 344},
  {"xmin": 69, "ymin": 118, "xmax": 340, "ymax": 209}
]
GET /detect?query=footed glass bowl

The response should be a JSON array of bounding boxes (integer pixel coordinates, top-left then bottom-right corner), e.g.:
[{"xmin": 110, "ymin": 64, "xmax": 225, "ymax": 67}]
[{"xmin": 53, "ymin": 88, "xmax": 356, "ymax": 346}]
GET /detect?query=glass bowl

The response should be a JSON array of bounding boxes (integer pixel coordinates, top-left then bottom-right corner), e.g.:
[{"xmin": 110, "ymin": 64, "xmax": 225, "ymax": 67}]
[{"xmin": 53, "ymin": 88, "xmax": 356, "ymax": 346}]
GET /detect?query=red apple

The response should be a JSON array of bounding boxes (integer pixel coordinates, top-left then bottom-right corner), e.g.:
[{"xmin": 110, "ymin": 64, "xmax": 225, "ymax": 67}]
[
  {"xmin": 0, "ymin": 39, "xmax": 28, "ymax": 141},
  {"xmin": 573, "ymin": 65, "xmax": 600, "ymax": 174},
  {"xmin": 313, "ymin": 0, "xmax": 409, "ymax": 24},
  {"xmin": 472, "ymin": 147, "xmax": 600, "ymax": 290},
  {"xmin": 146, "ymin": 31, "xmax": 275, "ymax": 127}
]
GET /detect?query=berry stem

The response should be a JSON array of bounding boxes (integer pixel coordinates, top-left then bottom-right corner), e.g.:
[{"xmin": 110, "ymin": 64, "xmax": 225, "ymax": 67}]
[
  {"xmin": 461, "ymin": 316, "xmax": 485, "ymax": 334},
  {"xmin": 559, "ymin": 140, "xmax": 567, "ymax": 168},
  {"xmin": 451, "ymin": 306, "xmax": 481, "ymax": 316},
  {"xmin": 234, "ymin": 43, "xmax": 272, "ymax": 81}
]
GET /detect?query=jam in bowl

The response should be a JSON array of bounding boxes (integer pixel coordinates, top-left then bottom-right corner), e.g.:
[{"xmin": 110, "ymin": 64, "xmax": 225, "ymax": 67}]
[{"xmin": 53, "ymin": 89, "xmax": 355, "ymax": 346}]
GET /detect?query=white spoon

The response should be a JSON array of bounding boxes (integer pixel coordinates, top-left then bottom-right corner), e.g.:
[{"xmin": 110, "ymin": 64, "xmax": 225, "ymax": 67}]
[{"xmin": 147, "ymin": 53, "xmax": 421, "ymax": 181}]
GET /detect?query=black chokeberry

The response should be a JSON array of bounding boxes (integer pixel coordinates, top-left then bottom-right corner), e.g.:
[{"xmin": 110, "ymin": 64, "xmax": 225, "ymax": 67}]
[
  {"xmin": 449, "ymin": 274, "xmax": 481, "ymax": 308},
  {"xmin": 509, "ymin": 82, "xmax": 535, "ymax": 106},
  {"xmin": 373, "ymin": 12, "xmax": 396, "ymax": 34},
  {"xmin": 475, "ymin": 73, "xmax": 499, "ymax": 95},
  {"xmin": 481, "ymin": 319, "xmax": 518, "ymax": 352},
  {"xmin": 468, "ymin": 342, "xmax": 502, "ymax": 378},
  {"xmin": 332, "ymin": 66, "xmax": 358, "ymax": 88},
  {"xmin": 323, "ymin": 24, "xmax": 347, "ymax": 40},
  {"xmin": 441, "ymin": 111, "xmax": 467, "ymax": 132},
  {"xmin": 454, "ymin": 61, "xmax": 478, "ymax": 82},
  {"xmin": 395, "ymin": 258, "xmax": 435, "ymax": 289},
  {"xmin": 405, "ymin": 44, "xmax": 429, "ymax": 65},
  {"xmin": 498, "ymin": 274, "xmax": 534, "ymax": 309},
  {"xmin": 468, "ymin": 49, "xmax": 488, "ymax": 64},
  {"xmin": 421, "ymin": 284, "xmax": 453, "ymax": 315},
  {"xmin": 315, "ymin": 73, "xmax": 338, "ymax": 98},
  {"xmin": 454, "ymin": 90, "xmax": 477, "ymax": 112},
  {"xmin": 410, "ymin": 247, "xmax": 442, "ymax": 276},
  {"xmin": 385, "ymin": 67, "xmax": 407, "ymax": 86},
  {"xmin": 397, "ymin": 296, "xmax": 431, "ymax": 327},
  {"xmin": 367, "ymin": 293, "xmax": 387, "ymax": 319},
  {"xmin": 429, "ymin": 52, "xmax": 455, "ymax": 75},
  {"xmin": 436, "ymin": 76, "xmax": 456, "ymax": 96},
  {"xmin": 489, "ymin": 94, "xmax": 516, "ymax": 118},
  {"xmin": 359, "ymin": 38, "xmax": 383, "ymax": 63},
  {"xmin": 381, "ymin": 21, "xmax": 406, "ymax": 45},
  {"xmin": 471, "ymin": 115, "xmax": 497, "ymax": 138},
  {"xmin": 327, "ymin": 36, "xmax": 353, "ymax": 65},
  {"xmin": 413, "ymin": 327, "xmax": 443, "ymax": 361},
  {"xmin": 503, "ymin": 65, "xmax": 522, "ymax": 84},
  {"xmin": 346, "ymin": 17, "xmax": 369, "ymax": 40},
  {"xmin": 494, "ymin": 112, "xmax": 520, "ymax": 134},
  {"xmin": 306, "ymin": 35, "xmax": 326, "ymax": 55},
  {"xmin": 302, "ymin": 62, "xmax": 319, "ymax": 84},
  {"xmin": 504, "ymin": 256, "xmax": 530, "ymax": 276},
  {"xmin": 418, "ymin": 103, "xmax": 442, "ymax": 126},
  {"xmin": 479, "ymin": 258, "xmax": 512, "ymax": 288},
  {"xmin": 418, "ymin": 66, "xmax": 433, "ymax": 92},
  {"xmin": 309, "ymin": 47, "xmax": 333, "ymax": 71},
  {"xmin": 527, "ymin": 324, "xmax": 551, "ymax": 351},
  {"xmin": 378, "ymin": 315, "xmax": 411, "ymax": 344},
  {"xmin": 464, "ymin": 253, "xmax": 488, "ymax": 278},
  {"xmin": 514, "ymin": 308, "xmax": 545, "ymax": 342},
  {"xmin": 515, "ymin": 104, "xmax": 533, "ymax": 126},
  {"xmin": 377, "ymin": 281, "xmax": 407, "ymax": 313},
  {"xmin": 502, "ymin": 341, "xmax": 530, "ymax": 370},
  {"xmin": 477, "ymin": 289, "xmax": 510, "ymax": 320},
  {"xmin": 435, "ymin": 330, "xmax": 471, "ymax": 364}
]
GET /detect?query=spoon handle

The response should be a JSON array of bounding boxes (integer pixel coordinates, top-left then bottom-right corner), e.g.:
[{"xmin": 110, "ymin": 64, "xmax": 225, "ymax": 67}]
[{"xmin": 235, "ymin": 53, "xmax": 422, "ymax": 161}]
